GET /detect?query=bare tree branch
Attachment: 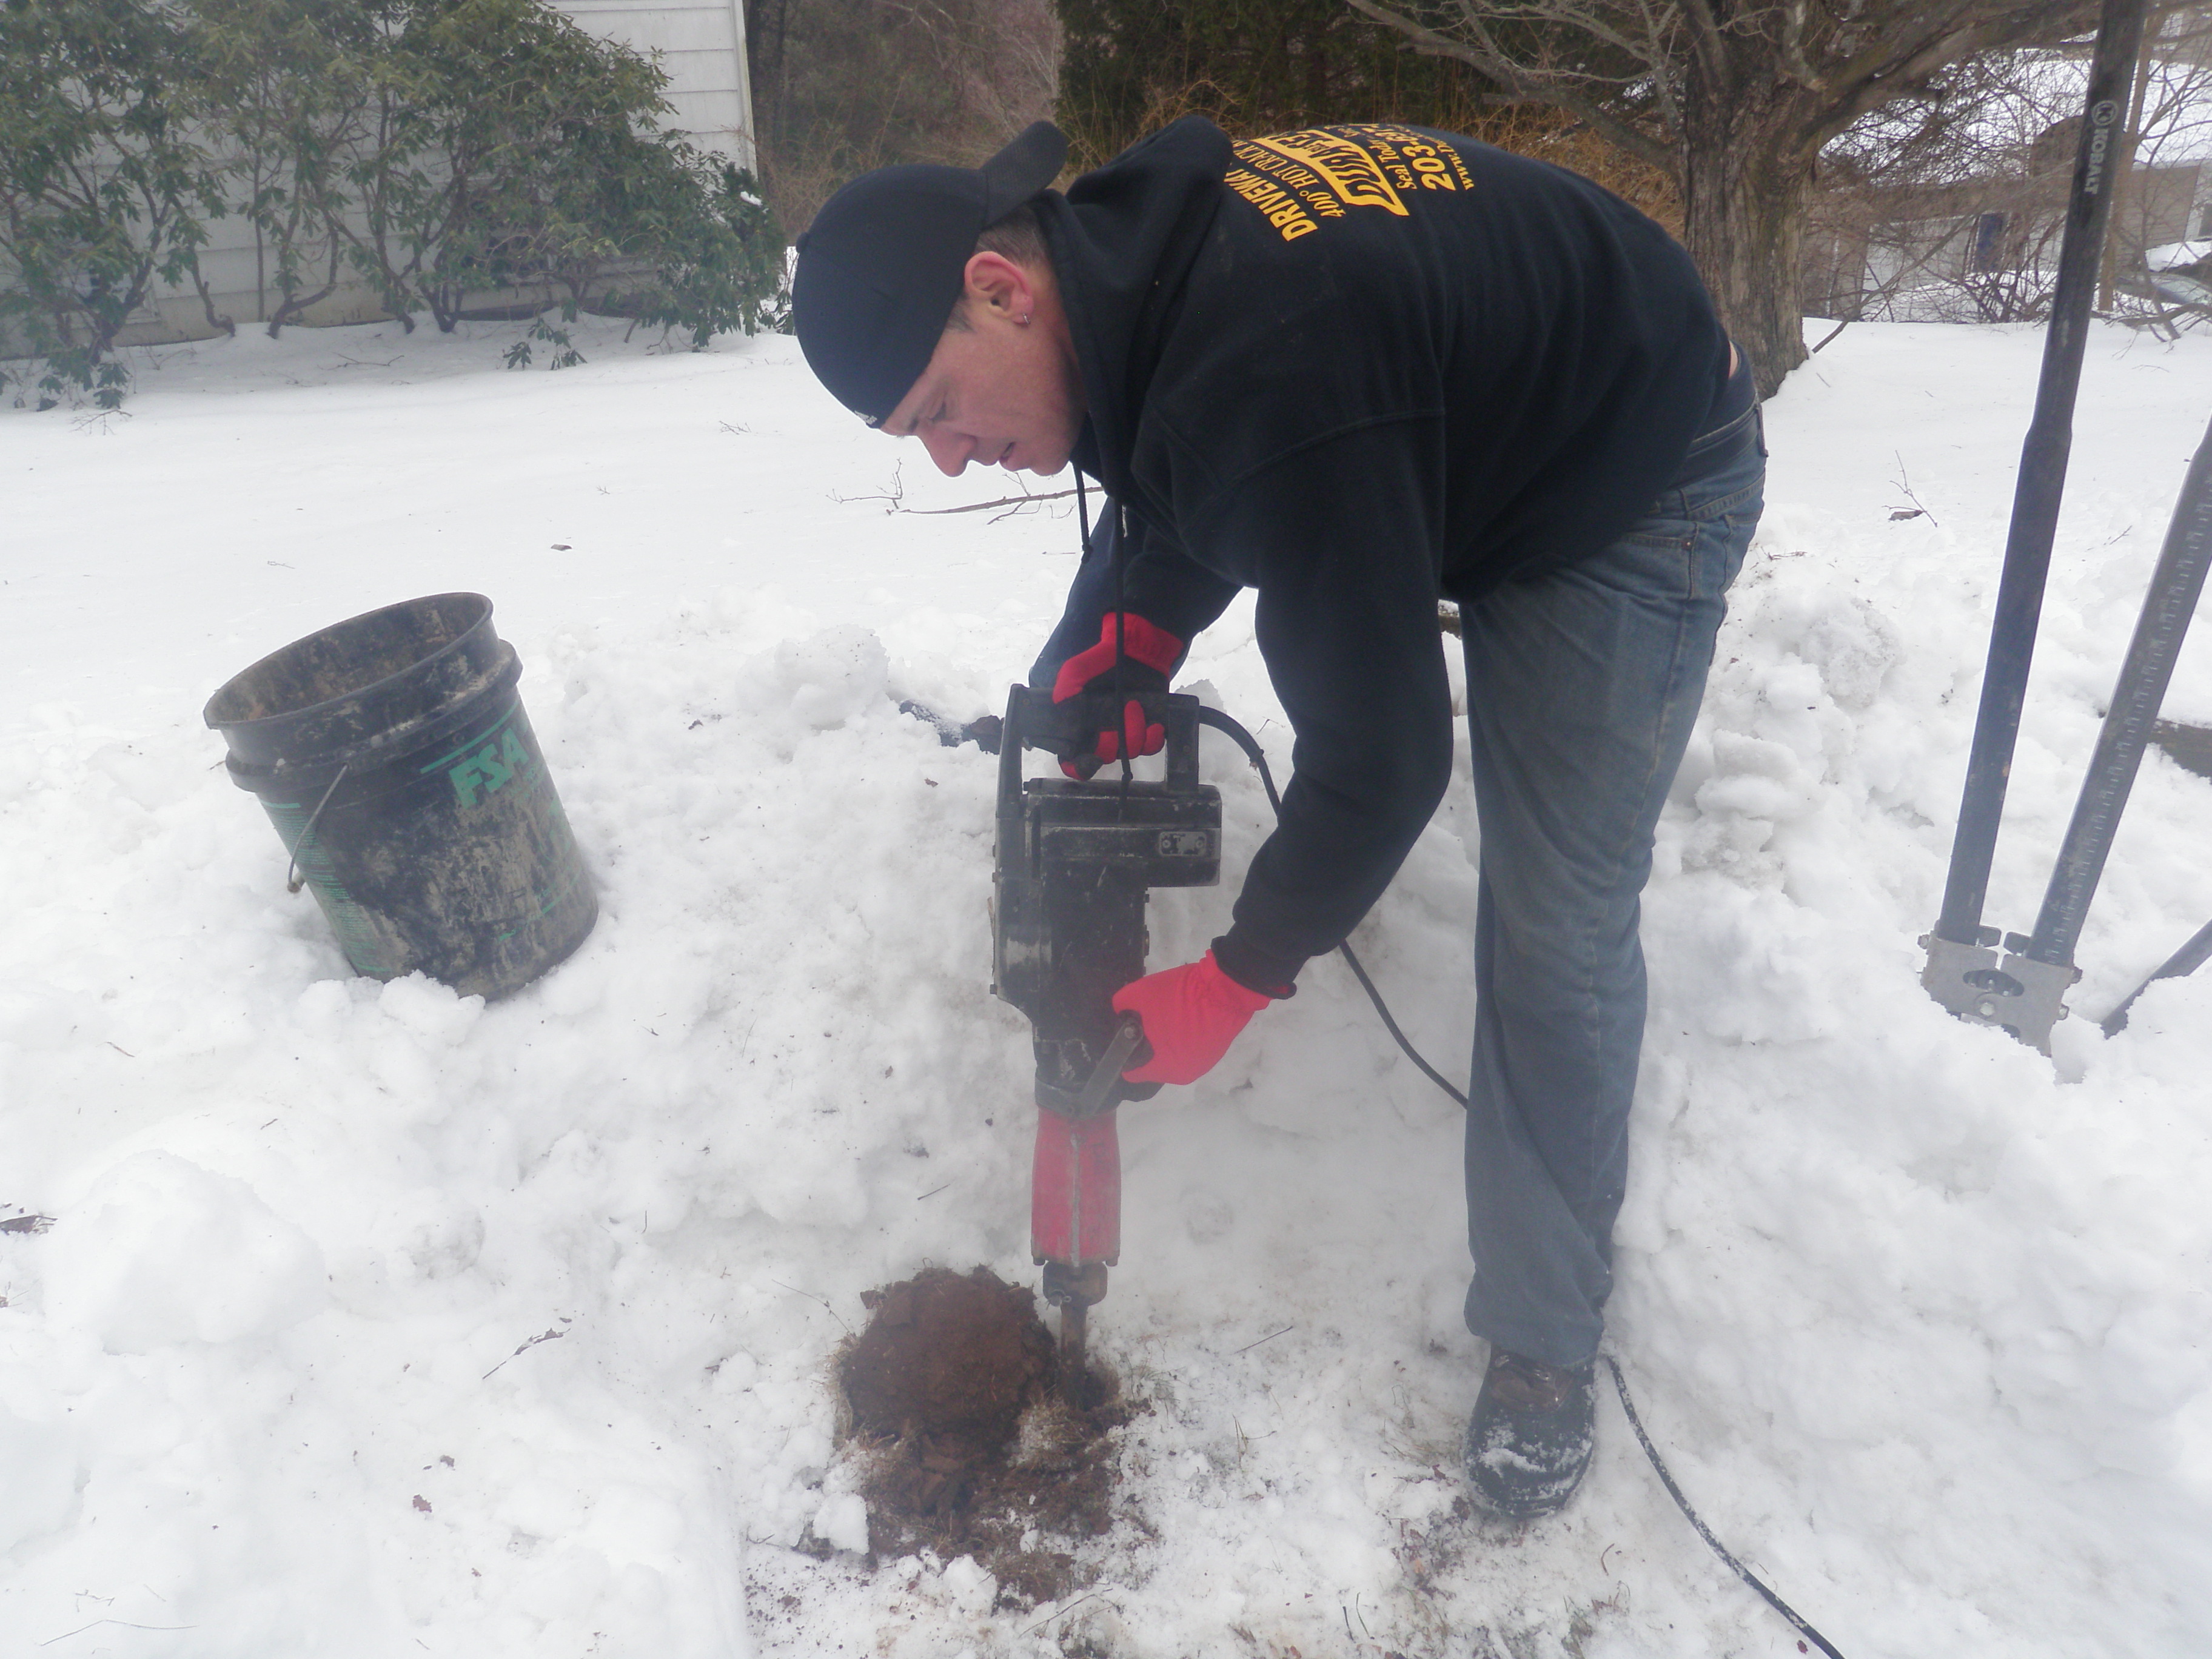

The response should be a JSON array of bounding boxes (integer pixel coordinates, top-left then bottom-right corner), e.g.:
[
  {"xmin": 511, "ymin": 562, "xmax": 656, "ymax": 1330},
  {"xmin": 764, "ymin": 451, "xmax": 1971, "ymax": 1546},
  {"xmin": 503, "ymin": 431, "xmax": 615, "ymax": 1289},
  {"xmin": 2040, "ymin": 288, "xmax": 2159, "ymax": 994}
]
[
  {"xmin": 1778, "ymin": 0, "xmax": 1830, "ymax": 90},
  {"xmin": 1651, "ymin": 0, "xmax": 1705, "ymax": 128},
  {"xmin": 1809, "ymin": 0, "xmax": 2093, "ymax": 147},
  {"xmin": 1346, "ymin": 0, "xmax": 2113, "ymax": 393},
  {"xmin": 1347, "ymin": 0, "xmax": 1685, "ymax": 175}
]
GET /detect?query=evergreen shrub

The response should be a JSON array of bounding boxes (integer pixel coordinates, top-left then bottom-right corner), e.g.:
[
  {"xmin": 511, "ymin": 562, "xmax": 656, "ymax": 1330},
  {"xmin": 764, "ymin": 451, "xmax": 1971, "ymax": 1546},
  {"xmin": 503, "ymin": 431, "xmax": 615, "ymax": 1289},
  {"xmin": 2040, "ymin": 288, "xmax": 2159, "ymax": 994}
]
[{"xmin": 0, "ymin": 0, "xmax": 786, "ymax": 406}]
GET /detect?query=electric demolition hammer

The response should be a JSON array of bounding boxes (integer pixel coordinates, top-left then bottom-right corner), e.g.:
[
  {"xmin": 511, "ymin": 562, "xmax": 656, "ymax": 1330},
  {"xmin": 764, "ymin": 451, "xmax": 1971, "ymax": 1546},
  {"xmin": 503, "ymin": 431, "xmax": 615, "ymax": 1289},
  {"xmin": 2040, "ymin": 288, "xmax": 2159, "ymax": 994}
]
[{"xmin": 990, "ymin": 683, "xmax": 1221, "ymax": 1379}]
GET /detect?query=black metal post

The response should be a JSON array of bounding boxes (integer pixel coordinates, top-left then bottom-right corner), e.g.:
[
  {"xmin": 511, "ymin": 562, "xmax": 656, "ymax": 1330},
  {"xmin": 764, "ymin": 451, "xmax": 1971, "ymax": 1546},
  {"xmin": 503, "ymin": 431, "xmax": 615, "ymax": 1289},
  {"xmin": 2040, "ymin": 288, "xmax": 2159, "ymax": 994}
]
[
  {"xmin": 1919, "ymin": 0, "xmax": 2153, "ymax": 1053},
  {"xmin": 1930, "ymin": 0, "xmax": 2150, "ymax": 950},
  {"xmin": 2101, "ymin": 918, "xmax": 2212, "ymax": 1036},
  {"xmin": 2028, "ymin": 413, "xmax": 2212, "ymax": 967}
]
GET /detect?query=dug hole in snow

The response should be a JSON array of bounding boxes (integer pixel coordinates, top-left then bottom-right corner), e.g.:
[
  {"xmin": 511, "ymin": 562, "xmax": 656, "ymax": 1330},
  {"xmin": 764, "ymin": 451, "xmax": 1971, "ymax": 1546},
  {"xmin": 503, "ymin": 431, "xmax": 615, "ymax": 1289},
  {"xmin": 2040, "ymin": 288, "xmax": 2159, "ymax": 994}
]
[{"xmin": 2, "ymin": 312, "xmax": 2210, "ymax": 1657}]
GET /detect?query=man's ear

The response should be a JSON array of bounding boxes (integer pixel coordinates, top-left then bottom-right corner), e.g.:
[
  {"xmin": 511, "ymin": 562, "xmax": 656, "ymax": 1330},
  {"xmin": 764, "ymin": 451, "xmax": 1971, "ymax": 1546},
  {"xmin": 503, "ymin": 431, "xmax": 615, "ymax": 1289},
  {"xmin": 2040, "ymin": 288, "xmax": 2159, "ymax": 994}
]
[{"xmin": 961, "ymin": 251, "xmax": 1036, "ymax": 324}]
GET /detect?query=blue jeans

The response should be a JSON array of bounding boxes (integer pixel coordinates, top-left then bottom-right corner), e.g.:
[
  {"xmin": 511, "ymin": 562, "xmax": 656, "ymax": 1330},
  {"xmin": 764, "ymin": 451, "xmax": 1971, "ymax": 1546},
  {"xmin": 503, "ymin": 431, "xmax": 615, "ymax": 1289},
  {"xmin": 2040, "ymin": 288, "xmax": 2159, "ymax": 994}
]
[{"xmin": 1460, "ymin": 429, "xmax": 1765, "ymax": 1369}]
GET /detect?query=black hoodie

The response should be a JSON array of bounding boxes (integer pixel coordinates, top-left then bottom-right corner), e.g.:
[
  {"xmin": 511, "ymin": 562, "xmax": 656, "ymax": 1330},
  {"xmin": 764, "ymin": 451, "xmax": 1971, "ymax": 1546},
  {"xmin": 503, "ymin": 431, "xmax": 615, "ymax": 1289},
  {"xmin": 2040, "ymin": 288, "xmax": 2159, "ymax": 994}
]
[{"xmin": 1031, "ymin": 118, "xmax": 1732, "ymax": 994}]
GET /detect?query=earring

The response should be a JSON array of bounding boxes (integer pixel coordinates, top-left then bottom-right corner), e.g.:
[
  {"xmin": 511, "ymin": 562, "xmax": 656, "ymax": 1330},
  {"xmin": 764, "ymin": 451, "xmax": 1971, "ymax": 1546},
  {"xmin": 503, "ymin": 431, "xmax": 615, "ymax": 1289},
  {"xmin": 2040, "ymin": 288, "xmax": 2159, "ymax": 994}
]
[{"xmin": 1017, "ymin": 313, "xmax": 1031, "ymax": 326}]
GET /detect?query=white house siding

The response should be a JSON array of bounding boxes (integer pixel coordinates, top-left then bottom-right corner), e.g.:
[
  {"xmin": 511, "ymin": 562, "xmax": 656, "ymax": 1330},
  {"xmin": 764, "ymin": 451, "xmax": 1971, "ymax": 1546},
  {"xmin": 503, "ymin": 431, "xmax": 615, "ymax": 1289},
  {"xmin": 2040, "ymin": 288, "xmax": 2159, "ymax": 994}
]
[
  {"xmin": 124, "ymin": 1, "xmax": 754, "ymax": 344},
  {"xmin": 553, "ymin": 0, "xmax": 756, "ymax": 167}
]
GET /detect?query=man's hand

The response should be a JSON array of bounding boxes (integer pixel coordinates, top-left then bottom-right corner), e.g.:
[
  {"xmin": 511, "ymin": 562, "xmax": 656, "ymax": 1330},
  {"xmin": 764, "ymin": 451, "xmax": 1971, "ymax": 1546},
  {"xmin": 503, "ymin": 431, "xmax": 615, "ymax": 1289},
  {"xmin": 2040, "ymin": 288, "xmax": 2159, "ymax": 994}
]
[
  {"xmin": 1051, "ymin": 613, "xmax": 1182, "ymax": 777},
  {"xmin": 1112, "ymin": 951, "xmax": 1274, "ymax": 1085}
]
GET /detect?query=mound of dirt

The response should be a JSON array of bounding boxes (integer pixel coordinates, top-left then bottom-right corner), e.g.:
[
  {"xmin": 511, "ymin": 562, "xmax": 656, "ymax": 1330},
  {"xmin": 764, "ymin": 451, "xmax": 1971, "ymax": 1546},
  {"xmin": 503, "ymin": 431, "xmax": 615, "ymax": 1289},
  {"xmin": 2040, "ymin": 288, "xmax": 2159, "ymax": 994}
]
[
  {"xmin": 836, "ymin": 1265, "xmax": 1136, "ymax": 1609},
  {"xmin": 842, "ymin": 1265, "xmax": 1052, "ymax": 1455}
]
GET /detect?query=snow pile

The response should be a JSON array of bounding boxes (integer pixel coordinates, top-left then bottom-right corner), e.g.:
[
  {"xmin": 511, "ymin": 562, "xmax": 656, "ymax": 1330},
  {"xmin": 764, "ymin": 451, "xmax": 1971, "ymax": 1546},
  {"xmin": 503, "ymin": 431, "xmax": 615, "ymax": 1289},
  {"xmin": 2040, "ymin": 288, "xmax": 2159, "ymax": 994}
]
[{"xmin": 3, "ymin": 315, "xmax": 2210, "ymax": 1657}]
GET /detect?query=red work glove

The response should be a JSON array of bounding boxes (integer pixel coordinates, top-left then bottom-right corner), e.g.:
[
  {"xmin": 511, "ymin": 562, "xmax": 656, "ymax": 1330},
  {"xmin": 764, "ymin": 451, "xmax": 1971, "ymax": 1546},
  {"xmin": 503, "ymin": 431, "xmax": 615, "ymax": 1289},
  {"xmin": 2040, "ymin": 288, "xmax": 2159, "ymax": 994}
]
[
  {"xmin": 1112, "ymin": 950, "xmax": 1275, "ymax": 1085},
  {"xmin": 1051, "ymin": 613, "xmax": 1182, "ymax": 778}
]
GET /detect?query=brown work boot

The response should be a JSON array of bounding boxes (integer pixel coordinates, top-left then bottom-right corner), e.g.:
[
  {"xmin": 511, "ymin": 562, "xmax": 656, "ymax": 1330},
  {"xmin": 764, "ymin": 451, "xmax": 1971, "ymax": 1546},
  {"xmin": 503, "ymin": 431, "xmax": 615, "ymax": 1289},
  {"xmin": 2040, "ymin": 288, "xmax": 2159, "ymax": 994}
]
[{"xmin": 1465, "ymin": 1347, "xmax": 1597, "ymax": 1519}]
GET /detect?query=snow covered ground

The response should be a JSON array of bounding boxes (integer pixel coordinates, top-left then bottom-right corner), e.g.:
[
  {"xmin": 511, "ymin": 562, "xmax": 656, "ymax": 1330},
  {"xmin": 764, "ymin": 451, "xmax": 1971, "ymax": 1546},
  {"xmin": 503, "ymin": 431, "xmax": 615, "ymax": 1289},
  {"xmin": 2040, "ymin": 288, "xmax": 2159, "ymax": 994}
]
[{"xmin": 3, "ymin": 312, "xmax": 2209, "ymax": 1658}]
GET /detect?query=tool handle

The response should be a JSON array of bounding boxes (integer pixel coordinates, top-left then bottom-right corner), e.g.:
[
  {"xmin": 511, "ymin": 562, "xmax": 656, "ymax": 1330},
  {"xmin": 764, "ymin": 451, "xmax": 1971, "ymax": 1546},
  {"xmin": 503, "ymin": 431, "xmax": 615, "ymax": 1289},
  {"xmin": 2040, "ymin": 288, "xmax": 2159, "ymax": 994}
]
[
  {"xmin": 1071, "ymin": 1013, "xmax": 1147, "ymax": 1118},
  {"xmin": 998, "ymin": 683, "xmax": 1202, "ymax": 797}
]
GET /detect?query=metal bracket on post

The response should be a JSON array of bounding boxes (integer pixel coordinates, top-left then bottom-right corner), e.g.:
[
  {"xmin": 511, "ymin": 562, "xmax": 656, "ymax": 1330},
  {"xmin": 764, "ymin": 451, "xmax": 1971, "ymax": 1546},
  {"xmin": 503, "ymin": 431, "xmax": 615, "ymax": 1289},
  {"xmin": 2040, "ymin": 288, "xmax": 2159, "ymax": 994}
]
[{"xmin": 1919, "ymin": 930, "xmax": 2080, "ymax": 1055}]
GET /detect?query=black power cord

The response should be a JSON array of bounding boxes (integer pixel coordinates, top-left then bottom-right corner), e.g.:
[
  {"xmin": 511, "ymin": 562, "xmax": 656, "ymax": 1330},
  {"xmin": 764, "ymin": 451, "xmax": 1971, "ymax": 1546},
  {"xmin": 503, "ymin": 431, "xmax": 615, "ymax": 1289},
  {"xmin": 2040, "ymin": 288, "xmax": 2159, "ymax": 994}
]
[
  {"xmin": 1604, "ymin": 1355, "xmax": 1846, "ymax": 1659},
  {"xmin": 1194, "ymin": 703, "xmax": 1848, "ymax": 1659},
  {"xmin": 1194, "ymin": 708, "xmax": 1469, "ymax": 1105}
]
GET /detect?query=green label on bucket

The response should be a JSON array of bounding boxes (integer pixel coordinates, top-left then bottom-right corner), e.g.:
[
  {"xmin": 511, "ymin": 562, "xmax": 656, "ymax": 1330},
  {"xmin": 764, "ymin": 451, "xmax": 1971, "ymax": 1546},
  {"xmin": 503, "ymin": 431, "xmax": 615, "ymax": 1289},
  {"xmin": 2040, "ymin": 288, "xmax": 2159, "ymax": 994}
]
[{"xmin": 446, "ymin": 725, "xmax": 537, "ymax": 808}]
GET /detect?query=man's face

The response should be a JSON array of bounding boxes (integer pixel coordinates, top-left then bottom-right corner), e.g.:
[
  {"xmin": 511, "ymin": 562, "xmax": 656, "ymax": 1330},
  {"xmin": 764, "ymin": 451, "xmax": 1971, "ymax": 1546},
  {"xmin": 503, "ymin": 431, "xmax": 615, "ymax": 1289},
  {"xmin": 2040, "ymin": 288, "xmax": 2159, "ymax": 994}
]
[{"xmin": 882, "ymin": 255, "xmax": 1084, "ymax": 478}]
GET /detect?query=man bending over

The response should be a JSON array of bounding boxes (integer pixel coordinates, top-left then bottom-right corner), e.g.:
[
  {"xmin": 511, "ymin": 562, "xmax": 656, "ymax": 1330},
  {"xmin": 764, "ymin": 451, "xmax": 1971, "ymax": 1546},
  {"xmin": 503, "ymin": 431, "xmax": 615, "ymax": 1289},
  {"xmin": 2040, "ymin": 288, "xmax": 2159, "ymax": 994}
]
[{"xmin": 789, "ymin": 118, "xmax": 1765, "ymax": 1519}]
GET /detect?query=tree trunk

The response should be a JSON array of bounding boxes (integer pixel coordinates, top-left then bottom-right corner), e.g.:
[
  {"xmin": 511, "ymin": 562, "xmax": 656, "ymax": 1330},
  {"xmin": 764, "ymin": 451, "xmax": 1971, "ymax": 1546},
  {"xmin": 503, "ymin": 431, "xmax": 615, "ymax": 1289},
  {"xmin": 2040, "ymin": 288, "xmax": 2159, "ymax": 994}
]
[{"xmin": 1680, "ymin": 85, "xmax": 1820, "ymax": 400}]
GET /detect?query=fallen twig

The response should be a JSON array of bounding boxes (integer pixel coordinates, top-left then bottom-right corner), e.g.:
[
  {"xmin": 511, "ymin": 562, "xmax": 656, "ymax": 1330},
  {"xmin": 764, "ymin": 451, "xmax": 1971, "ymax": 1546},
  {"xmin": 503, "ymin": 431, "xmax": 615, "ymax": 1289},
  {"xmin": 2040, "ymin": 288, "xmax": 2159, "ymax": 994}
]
[
  {"xmin": 771, "ymin": 1280, "xmax": 851, "ymax": 1335},
  {"xmin": 1889, "ymin": 451, "xmax": 1939, "ymax": 528},
  {"xmin": 41, "ymin": 1621, "xmax": 197, "ymax": 1645},
  {"xmin": 831, "ymin": 461, "xmax": 1077, "ymax": 521},
  {"xmin": 1020, "ymin": 1590, "xmax": 1103, "ymax": 1638},
  {"xmin": 831, "ymin": 462, "xmax": 907, "ymax": 512},
  {"xmin": 481, "ymin": 1324, "xmax": 569, "ymax": 1380},
  {"xmin": 908, "ymin": 487, "xmax": 1078, "ymax": 517},
  {"xmin": 1230, "ymin": 1324, "xmax": 1295, "ymax": 1356}
]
